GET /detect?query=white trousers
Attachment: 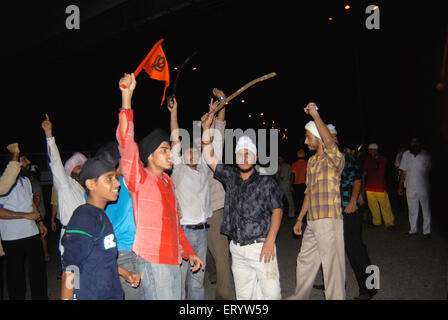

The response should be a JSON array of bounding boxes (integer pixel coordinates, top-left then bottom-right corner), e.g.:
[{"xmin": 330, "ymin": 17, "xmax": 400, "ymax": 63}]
[
  {"xmin": 229, "ymin": 241, "xmax": 281, "ymax": 300},
  {"xmin": 406, "ymin": 188, "xmax": 431, "ymax": 235},
  {"xmin": 288, "ymin": 218, "xmax": 346, "ymax": 300}
]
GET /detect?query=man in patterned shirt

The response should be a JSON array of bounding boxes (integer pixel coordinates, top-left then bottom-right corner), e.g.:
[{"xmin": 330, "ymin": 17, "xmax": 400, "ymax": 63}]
[
  {"xmin": 333, "ymin": 131, "xmax": 378, "ymax": 300},
  {"xmin": 200, "ymin": 100, "xmax": 283, "ymax": 300},
  {"xmin": 287, "ymin": 103, "xmax": 345, "ymax": 300}
]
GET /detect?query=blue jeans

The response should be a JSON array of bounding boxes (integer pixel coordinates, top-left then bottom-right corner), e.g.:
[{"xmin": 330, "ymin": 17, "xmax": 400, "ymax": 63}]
[
  {"xmin": 180, "ymin": 227, "xmax": 207, "ymax": 300},
  {"xmin": 136, "ymin": 255, "xmax": 181, "ymax": 300},
  {"xmin": 117, "ymin": 250, "xmax": 143, "ymax": 300}
]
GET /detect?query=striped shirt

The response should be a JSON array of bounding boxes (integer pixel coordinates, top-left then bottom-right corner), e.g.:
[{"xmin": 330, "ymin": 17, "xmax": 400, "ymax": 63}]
[{"xmin": 305, "ymin": 143, "xmax": 345, "ymax": 221}]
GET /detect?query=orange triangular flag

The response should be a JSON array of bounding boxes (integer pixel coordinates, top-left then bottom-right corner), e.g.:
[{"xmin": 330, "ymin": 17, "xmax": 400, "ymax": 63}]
[{"xmin": 134, "ymin": 39, "xmax": 170, "ymax": 105}]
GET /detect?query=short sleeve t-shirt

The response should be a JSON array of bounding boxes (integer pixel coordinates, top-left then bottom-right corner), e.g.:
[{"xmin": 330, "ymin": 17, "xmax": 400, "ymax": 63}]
[{"xmin": 61, "ymin": 203, "xmax": 123, "ymax": 300}]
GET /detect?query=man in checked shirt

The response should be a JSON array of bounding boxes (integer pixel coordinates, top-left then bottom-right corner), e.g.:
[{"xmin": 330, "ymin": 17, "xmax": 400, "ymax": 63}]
[{"xmin": 287, "ymin": 103, "xmax": 346, "ymax": 300}]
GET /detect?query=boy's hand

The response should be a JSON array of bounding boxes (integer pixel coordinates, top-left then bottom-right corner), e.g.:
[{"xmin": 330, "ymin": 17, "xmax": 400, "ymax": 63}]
[
  {"xmin": 41, "ymin": 114, "xmax": 53, "ymax": 138},
  {"xmin": 119, "ymin": 73, "xmax": 136, "ymax": 94}
]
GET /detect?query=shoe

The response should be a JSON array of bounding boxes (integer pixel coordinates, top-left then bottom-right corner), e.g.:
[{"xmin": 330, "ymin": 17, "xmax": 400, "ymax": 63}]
[
  {"xmin": 386, "ymin": 226, "xmax": 396, "ymax": 231},
  {"xmin": 354, "ymin": 294, "xmax": 374, "ymax": 300},
  {"xmin": 406, "ymin": 232, "xmax": 417, "ymax": 237},
  {"xmin": 423, "ymin": 234, "xmax": 431, "ymax": 238},
  {"xmin": 313, "ymin": 284, "xmax": 325, "ymax": 291}
]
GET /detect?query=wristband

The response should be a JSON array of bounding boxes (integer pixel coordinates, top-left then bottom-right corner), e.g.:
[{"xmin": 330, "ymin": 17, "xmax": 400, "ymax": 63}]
[{"xmin": 36, "ymin": 217, "xmax": 43, "ymax": 224}]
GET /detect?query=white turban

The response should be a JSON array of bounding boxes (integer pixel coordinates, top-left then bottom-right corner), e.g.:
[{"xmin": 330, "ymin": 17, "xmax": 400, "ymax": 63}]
[
  {"xmin": 327, "ymin": 124, "xmax": 337, "ymax": 135},
  {"xmin": 368, "ymin": 144, "xmax": 378, "ymax": 150},
  {"xmin": 64, "ymin": 152, "xmax": 88, "ymax": 176},
  {"xmin": 235, "ymin": 136, "xmax": 257, "ymax": 156},
  {"xmin": 305, "ymin": 121, "xmax": 321, "ymax": 140}
]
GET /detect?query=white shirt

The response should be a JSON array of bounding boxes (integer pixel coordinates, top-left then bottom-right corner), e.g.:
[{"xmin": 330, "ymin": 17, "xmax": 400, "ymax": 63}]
[
  {"xmin": 171, "ymin": 145, "xmax": 212, "ymax": 225},
  {"xmin": 47, "ymin": 137, "xmax": 86, "ymax": 226},
  {"xmin": 208, "ymin": 120, "xmax": 226, "ymax": 212},
  {"xmin": 399, "ymin": 150, "xmax": 432, "ymax": 192},
  {"xmin": 0, "ymin": 177, "xmax": 40, "ymax": 241}
]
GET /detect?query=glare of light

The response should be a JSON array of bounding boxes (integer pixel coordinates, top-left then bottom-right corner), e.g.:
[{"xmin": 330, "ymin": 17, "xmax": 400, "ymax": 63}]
[
  {"xmin": 241, "ymin": 99, "xmax": 246, "ymax": 103},
  {"xmin": 174, "ymin": 67, "xmax": 178, "ymax": 70},
  {"xmin": 272, "ymin": 121, "xmax": 275, "ymax": 124},
  {"xmin": 260, "ymin": 113, "xmax": 264, "ymax": 116},
  {"xmin": 373, "ymin": 5, "xmax": 379, "ymax": 10},
  {"xmin": 192, "ymin": 67, "xmax": 197, "ymax": 71},
  {"xmin": 263, "ymin": 122, "xmax": 266, "ymax": 125},
  {"xmin": 248, "ymin": 114, "xmax": 252, "ymax": 118},
  {"xmin": 345, "ymin": 5, "xmax": 350, "ymax": 10},
  {"xmin": 328, "ymin": 17, "xmax": 333, "ymax": 21}
]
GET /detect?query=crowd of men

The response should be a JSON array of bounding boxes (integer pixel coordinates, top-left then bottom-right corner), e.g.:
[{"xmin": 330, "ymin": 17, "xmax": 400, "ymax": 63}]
[{"xmin": 0, "ymin": 73, "xmax": 433, "ymax": 300}]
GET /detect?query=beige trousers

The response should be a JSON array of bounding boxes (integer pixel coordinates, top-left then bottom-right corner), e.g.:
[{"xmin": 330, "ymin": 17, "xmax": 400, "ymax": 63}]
[
  {"xmin": 288, "ymin": 218, "xmax": 346, "ymax": 300},
  {"xmin": 207, "ymin": 209, "xmax": 235, "ymax": 300}
]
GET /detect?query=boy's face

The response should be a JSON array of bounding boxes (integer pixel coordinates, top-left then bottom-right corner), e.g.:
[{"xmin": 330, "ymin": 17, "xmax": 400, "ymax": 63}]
[
  {"xmin": 87, "ymin": 171, "xmax": 120, "ymax": 202},
  {"xmin": 149, "ymin": 141, "xmax": 173, "ymax": 171},
  {"xmin": 236, "ymin": 149, "xmax": 257, "ymax": 171}
]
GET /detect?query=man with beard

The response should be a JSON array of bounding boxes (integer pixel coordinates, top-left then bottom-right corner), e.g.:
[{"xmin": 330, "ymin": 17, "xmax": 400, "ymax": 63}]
[
  {"xmin": 398, "ymin": 137, "xmax": 432, "ymax": 236},
  {"xmin": 287, "ymin": 103, "xmax": 345, "ymax": 300},
  {"xmin": 0, "ymin": 154, "xmax": 48, "ymax": 300},
  {"xmin": 42, "ymin": 115, "xmax": 87, "ymax": 254},
  {"xmin": 200, "ymin": 102, "xmax": 283, "ymax": 300}
]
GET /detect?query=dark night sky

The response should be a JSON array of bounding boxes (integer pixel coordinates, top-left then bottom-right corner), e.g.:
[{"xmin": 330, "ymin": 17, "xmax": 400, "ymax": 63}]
[{"xmin": 1, "ymin": 0, "xmax": 447, "ymax": 166}]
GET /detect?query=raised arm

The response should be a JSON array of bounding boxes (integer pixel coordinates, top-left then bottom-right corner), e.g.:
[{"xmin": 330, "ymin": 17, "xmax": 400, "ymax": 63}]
[
  {"xmin": 201, "ymin": 99, "xmax": 220, "ymax": 172},
  {"xmin": 42, "ymin": 114, "xmax": 72, "ymax": 194},
  {"xmin": 304, "ymin": 103, "xmax": 334, "ymax": 148},
  {"xmin": 0, "ymin": 143, "xmax": 22, "ymax": 195},
  {"xmin": 116, "ymin": 73, "xmax": 144, "ymax": 193},
  {"xmin": 213, "ymin": 88, "xmax": 226, "ymax": 122}
]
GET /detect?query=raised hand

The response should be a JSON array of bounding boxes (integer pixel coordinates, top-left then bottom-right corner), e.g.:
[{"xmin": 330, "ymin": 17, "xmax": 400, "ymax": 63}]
[
  {"xmin": 167, "ymin": 96, "xmax": 178, "ymax": 113},
  {"xmin": 41, "ymin": 114, "xmax": 53, "ymax": 138},
  {"xmin": 119, "ymin": 73, "xmax": 136, "ymax": 94},
  {"xmin": 304, "ymin": 102, "xmax": 319, "ymax": 116},
  {"xmin": 7, "ymin": 143, "xmax": 20, "ymax": 159},
  {"xmin": 212, "ymin": 88, "xmax": 226, "ymax": 100}
]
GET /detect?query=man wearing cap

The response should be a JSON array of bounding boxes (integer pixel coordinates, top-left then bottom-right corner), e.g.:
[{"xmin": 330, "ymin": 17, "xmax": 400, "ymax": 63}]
[
  {"xmin": 363, "ymin": 143, "xmax": 395, "ymax": 229},
  {"xmin": 116, "ymin": 73, "xmax": 204, "ymax": 300},
  {"xmin": 288, "ymin": 103, "xmax": 346, "ymax": 300},
  {"xmin": 41, "ymin": 115, "xmax": 88, "ymax": 254},
  {"xmin": 201, "ymin": 100, "xmax": 283, "ymax": 300}
]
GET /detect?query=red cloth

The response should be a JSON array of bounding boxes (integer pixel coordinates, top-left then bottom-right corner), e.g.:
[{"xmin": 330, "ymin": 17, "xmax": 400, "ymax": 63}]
[
  {"xmin": 135, "ymin": 39, "xmax": 170, "ymax": 105},
  {"xmin": 364, "ymin": 155, "xmax": 388, "ymax": 192},
  {"xmin": 116, "ymin": 109, "xmax": 195, "ymax": 265}
]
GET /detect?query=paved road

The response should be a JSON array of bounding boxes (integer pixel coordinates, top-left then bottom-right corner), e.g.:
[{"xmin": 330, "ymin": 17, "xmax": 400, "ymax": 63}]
[{"xmin": 5, "ymin": 195, "xmax": 446, "ymax": 300}]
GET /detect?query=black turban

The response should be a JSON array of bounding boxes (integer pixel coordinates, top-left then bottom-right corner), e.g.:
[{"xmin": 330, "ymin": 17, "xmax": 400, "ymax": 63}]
[{"xmin": 138, "ymin": 128, "xmax": 170, "ymax": 162}]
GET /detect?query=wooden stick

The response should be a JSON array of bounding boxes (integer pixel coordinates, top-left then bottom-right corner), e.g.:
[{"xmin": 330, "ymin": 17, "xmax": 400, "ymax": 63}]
[{"xmin": 210, "ymin": 72, "xmax": 277, "ymax": 115}]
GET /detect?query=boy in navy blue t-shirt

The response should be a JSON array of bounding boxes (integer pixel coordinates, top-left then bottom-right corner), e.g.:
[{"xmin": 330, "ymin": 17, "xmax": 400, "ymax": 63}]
[{"xmin": 60, "ymin": 153, "xmax": 140, "ymax": 300}]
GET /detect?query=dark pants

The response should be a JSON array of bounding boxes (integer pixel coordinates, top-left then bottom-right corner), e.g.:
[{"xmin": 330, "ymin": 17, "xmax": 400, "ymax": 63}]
[
  {"xmin": 343, "ymin": 210, "xmax": 377, "ymax": 297},
  {"xmin": 0, "ymin": 255, "xmax": 4, "ymax": 300},
  {"xmin": 293, "ymin": 183, "xmax": 306, "ymax": 213},
  {"xmin": 1, "ymin": 234, "xmax": 48, "ymax": 300}
]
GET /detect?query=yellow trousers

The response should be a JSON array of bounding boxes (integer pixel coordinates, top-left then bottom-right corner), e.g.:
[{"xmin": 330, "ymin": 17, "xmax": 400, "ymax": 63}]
[{"xmin": 366, "ymin": 191, "xmax": 395, "ymax": 227}]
